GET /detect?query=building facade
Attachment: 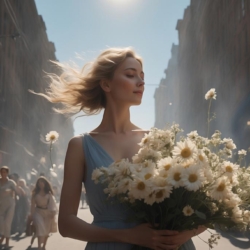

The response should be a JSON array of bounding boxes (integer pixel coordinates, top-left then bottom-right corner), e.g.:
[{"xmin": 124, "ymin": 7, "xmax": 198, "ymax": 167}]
[
  {"xmin": 0, "ymin": 0, "xmax": 74, "ymax": 177},
  {"xmin": 155, "ymin": 0, "xmax": 250, "ymax": 153}
]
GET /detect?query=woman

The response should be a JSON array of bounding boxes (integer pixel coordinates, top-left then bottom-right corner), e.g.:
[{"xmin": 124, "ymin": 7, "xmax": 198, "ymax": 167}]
[
  {"xmin": 30, "ymin": 176, "xmax": 57, "ymax": 250},
  {"xmin": 39, "ymin": 47, "xmax": 206, "ymax": 249},
  {"xmin": 0, "ymin": 166, "xmax": 17, "ymax": 249}
]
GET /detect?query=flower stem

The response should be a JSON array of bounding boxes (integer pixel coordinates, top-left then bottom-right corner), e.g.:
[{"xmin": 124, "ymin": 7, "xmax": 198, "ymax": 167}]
[
  {"xmin": 207, "ymin": 99, "xmax": 212, "ymax": 138},
  {"xmin": 49, "ymin": 141, "xmax": 53, "ymax": 169}
]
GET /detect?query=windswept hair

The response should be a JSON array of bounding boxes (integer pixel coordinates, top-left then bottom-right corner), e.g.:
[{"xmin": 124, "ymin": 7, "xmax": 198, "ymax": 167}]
[
  {"xmin": 31, "ymin": 47, "xmax": 143, "ymax": 115},
  {"xmin": 32, "ymin": 176, "xmax": 54, "ymax": 197}
]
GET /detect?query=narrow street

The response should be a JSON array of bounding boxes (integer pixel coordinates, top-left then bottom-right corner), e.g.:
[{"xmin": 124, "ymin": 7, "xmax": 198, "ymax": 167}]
[{"xmin": 7, "ymin": 205, "xmax": 250, "ymax": 250}]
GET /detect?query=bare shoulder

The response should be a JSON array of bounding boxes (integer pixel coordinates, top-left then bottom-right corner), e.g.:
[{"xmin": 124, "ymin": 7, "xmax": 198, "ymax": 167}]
[{"xmin": 68, "ymin": 135, "xmax": 83, "ymax": 147}]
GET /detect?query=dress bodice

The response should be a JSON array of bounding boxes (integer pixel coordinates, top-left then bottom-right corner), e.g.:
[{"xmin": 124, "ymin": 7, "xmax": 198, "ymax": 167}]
[
  {"xmin": 0, "ymin": 178, "xmax": 16, "ymax": 201},
  {"xmin": 34, "ymin": 193, "xmax": 50, "ymax": 208},
  {"xmin": 83, "ymin": 133, "xmax": 135, "ymax": 224}
]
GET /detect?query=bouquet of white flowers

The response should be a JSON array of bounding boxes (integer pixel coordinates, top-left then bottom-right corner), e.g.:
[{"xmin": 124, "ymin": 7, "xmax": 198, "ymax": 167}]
[{"xmin": 92, "ymin": 89, "xmax": 250, "ymax": 249}]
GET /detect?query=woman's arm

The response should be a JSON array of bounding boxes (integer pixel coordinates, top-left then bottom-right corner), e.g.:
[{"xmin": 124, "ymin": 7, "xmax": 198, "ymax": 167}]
[
  {"xmin": 58, "ymin": 137, "xmax": 181, "ymax": 249},
  {"xmin": 30, "ymin": 195, "xmax": 35, "ymax": 218}
]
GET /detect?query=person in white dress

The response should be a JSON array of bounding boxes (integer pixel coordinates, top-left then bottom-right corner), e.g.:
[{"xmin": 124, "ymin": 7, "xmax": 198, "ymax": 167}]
[
  {"xmin": 0, "ymin": 166, "xmax": 21, "ymax": 249},
  {"xmin": 29, "ymin": 176, "xmax": 57, "ymax": 250}
]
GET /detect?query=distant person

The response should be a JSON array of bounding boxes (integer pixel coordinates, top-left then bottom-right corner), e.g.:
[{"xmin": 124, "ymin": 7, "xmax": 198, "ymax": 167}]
[
  {"xmin": 9, "ymin": 173, "xmax": 24, "ymax": 235},
  {"xmin": 29, "ymin": 176, "xmax": 57, "ymax": 250},
  {"xmin": 0, "ymin": 166, "xmax": 21, "ymax": 248},
  {"xmin": 17, "ymin": 179, "xmax": 30, "ymax": 234}
]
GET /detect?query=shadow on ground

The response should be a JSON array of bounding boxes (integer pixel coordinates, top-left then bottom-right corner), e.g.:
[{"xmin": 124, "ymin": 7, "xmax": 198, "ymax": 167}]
[{"xmin": 219, "ymin": 230, "xmax": 250, "ymax": 249}]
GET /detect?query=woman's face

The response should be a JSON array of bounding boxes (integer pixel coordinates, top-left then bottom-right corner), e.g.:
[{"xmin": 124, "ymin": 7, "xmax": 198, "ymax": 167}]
[
  {"xmin": 38, "ymin": 180, "xmax": 45, "ymax": 189},
  {"xmin": 0, "ymin": 169, "xmax": 8, "ymax": 178},
  {"xmin": 105, "ymin": 57, "xmax": 145, "ymax": 106}
]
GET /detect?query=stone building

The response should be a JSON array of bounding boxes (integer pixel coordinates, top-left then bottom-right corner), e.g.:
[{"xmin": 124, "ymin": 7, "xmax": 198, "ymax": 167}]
[
  {"xmin": 0, "ymin": 0, "xmax": 74, "ymax": 177},
  {"xmin": 155, "ymin": 0, "xmax": 250, "ymax": 153}
]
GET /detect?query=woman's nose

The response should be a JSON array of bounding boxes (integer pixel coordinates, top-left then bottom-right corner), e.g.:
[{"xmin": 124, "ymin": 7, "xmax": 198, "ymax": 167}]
[{"xmin": 137, "ymin": 78, "xmax": 145, "ymax": 86}]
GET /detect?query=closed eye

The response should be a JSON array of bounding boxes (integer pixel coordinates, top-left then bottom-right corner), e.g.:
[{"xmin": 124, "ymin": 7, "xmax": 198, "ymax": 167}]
[{"xmin": 126, "ymin": 75, "xmax": 134, "ymax": 78}]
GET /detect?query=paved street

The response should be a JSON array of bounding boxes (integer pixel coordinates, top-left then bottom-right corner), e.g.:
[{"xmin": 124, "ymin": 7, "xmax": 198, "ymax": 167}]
[{"xmin": 5, "ymin": 206, "xmax": 250, "ymax": 250}]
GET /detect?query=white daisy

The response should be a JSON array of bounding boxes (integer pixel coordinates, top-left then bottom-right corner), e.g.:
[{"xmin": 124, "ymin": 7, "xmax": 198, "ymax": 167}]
[
  {"xmin": 113, "ymin": 159, "xmax": 132, "ymax": 181},
  {"xmin": 187, "ymin": 131, "xmax": 199, "ymax": 140},
  {"xmin": 166, "ymin": 164, "xmax": 184, "ymax": 188},
  {"xmin": 205, "ymin": 88, "xmax": 216, "ymax": 100},
  {"xmin": 129, "ymin": 177, "xmax": 152, "ymax": 200},
  {"xmin": 181, "ymin": 164, "xmax": 205, "ymax": 191},
  {"xmin": 238, "ymin": 149, "xmax": 247, "ymax": 156},
  {"xmin": 153, "ymin": 187, "xmax": 172, "ymax": 203},
  {"xmin": 220, "ymin": 161, "xmax": 239, "ymax": 177},
  {"xmin": 138, "ymin": 132, "xmax": 153, "ymax": 147},
  {"xmin": 197, "ymin": 150, "xmax": 208, "ymax": 164},
  {"xmin": 144, "ymin": 192, "xmax": 156, "ymax": 205},
  {"xmin": 157, "ymin": 157, "xmax": 173, "ymax": 171},
  {"xmin": 91, "ymin": 169, "xmax": 103, "ymax": 184},
  {"xmin": 182, "ymin": 205, "xmax": 194, "ymax": 216},
  {"xmin": 209, "ymin": 177, "xmax": 232, "ymax": 200},
  {"xmin": 232, "ymin": 207, "xmax": 244, "ymax": 223},
  {"xmin": 116, "ymin": 178, "xmax": 131, "ymax": 194},
  {"xmin": 132, "ymin": 148, "xmax": 161, "ymax": 163},
  {"xmin": 45, "ymin": 131, "xmax": 59, "ymax": 143},
  {"xmin": 172, "ymin": 139, "xmax": 198, "ymax": 164},
  {"xmin": 243, "ymin": 210, "xmax": 250, "ymax": 224},
  {"xmin": 223, "ymin": 194, "xmax": 241, "ymax": 208},
  {"xmin": 222, "ymin": 138, "xmax": 236, "ymax": 150}
]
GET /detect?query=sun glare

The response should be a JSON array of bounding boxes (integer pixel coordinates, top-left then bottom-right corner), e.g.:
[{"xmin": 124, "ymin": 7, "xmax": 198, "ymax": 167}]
[{"xmin": 107, "ymin": 0, "xmax": 133, "ymax": 5}]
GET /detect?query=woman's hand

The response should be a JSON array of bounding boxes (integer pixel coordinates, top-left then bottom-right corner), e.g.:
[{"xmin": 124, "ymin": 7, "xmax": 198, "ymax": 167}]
[
  {"xmin": 167, "ymin": 226, "xmax": 206, "ymax": 247},
  {"xmin": 128, "ymin": 223, "xmax": 180, "ymax": 250}
]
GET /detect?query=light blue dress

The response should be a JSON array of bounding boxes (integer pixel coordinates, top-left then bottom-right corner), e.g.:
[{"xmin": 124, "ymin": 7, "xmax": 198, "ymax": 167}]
[{"xmin": 82, "ymin": 133, "xmax": 196, "ymax": 250}]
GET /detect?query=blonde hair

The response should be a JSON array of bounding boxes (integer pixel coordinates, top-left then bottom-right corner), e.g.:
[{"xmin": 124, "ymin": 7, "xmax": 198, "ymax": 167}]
[{"xmin": 32, "ymin": 47, "xmax": 143, "ymax": 115}]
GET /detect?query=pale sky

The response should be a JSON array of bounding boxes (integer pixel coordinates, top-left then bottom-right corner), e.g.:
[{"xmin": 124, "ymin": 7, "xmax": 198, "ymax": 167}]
[{"xmin": 34, "ymin": 0, "xmax": 190, "ymax": 135}]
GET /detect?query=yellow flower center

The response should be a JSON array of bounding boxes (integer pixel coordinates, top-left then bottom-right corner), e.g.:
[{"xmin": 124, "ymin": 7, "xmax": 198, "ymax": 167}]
[
  {"xmin": 174, "ymin": 172, "xmax": 181, "ymax": 181},
  {"xmin": 188, "ymin": 174, "xmax": 198, "ymax": 183},
  {"xmin": 143, "ymin": 138, "xmax": 148, "ymax": 144},
  {"xmin": 225, "ymin": 166, "xmax": 233, "ymax": 173},
  {"xmin": 181, "ymin": 148, "xmax": 192, "ymax": 158},
  {"xmin": 144, "ymin": 173, "xmax": 152, "ymax": 180},
  {"xmin": 155, "ymin": 190, "xmax": 163, "ymax": 199},
  {"xmin": 186, "ymin": 208, "xmax": 192, "ymax": 215},
  {"xmin": 164, "ymin": 164, "xmax": 171, "ymax": 171},
  {"xmin": 199, "ymin": 155, "xmax": 204, "ymax": 161},
  {"xmin": 217, "ymin": 183, "xmax": 225, "ymax": 192},
  {"xmin": 50, "ymin": 135, "xmax": 56, "ymax": 140},
  {"xmin": 137, "ymin": 182, "xmax": 145, "ymax": 190}
]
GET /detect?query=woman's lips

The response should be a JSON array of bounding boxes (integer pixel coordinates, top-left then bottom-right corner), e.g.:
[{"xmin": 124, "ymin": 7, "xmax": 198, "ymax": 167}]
[{"xmin": 133, "ymin": 91, "xmax": 143, "ymax": 95}]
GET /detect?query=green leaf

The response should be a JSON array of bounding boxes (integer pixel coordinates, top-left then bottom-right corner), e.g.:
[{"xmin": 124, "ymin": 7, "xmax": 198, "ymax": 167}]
[
  {"xmin": 166, "ymin": 198, "xmax": 176, "ymax": 208},
  {"xmin": 195, "ymin": 210, "xmax": 206, "ymax": 220}
]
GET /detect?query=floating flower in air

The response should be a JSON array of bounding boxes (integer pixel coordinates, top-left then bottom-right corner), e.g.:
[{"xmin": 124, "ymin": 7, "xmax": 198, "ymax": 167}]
[
  {"xmin": 238, "ymin": 149, "xmax": 247, "ymax": 156},
  {"xmin": 205, "ymin": 88, "xmax": 217, "ymax": 100},
  {"xmin": 46, "ymin": 131, "xmax": 59, "ymax": 143},
  {"xmin": 45, "ymin": 130, "xmax": 59, "ymax": 169}
]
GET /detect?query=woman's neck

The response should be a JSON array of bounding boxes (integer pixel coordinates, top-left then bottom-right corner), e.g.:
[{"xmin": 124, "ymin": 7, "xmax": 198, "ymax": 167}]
[
  {"xmin": 0, "ymin": 177, "xmax": 8, "ymax": 182},
  {"xmin": 98, "ymin": 106, "xmax": 135, "ymax": 134}
]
